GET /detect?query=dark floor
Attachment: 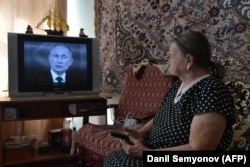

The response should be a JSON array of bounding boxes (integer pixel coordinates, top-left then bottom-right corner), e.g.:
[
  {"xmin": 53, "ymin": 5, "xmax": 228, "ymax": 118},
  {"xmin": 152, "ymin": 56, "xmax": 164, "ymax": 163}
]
[{"xmin": 8, "ymin": 157, "xmax": 80, "ymax": 167}]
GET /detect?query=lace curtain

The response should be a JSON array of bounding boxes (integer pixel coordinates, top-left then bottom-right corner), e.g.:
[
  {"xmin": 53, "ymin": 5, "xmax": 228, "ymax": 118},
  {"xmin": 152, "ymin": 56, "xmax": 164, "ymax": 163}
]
[{"xmin": 0, "ymin": 0, "xmax": 66, "ymax": 97}]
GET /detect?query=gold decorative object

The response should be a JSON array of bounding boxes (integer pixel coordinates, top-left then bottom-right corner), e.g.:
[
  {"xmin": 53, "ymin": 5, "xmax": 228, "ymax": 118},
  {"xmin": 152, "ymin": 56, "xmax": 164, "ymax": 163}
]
[{"xmin": 36, "ymin": 3, "xmax": 69, "ymax": 35}]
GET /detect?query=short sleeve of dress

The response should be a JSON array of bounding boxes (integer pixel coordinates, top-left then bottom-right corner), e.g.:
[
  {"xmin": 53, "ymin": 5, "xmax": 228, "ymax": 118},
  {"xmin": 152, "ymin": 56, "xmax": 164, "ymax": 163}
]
[{"xmin": 195, "ymin": 78, "xmax": 235, "ymax": 123}]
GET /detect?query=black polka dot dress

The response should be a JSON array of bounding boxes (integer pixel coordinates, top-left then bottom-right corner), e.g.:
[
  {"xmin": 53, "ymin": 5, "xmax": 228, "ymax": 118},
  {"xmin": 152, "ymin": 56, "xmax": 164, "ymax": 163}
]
[{"xmin": 103, "ymin": 76, "xmax": 235, "ymax": 167}]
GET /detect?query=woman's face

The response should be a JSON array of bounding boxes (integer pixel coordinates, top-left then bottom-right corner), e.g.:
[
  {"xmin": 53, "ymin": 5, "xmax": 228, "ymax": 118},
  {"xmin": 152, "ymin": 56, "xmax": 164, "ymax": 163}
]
[{"xmin": 167, "ymin": 42, "xmax": 187, "ymax": 76}]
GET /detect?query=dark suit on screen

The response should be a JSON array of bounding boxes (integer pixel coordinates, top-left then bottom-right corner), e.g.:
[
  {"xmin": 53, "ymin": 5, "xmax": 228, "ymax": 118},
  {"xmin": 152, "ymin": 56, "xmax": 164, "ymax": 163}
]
[{"xmin": 34, "ymin": 69, "xmax": 86, "ymax": 91}]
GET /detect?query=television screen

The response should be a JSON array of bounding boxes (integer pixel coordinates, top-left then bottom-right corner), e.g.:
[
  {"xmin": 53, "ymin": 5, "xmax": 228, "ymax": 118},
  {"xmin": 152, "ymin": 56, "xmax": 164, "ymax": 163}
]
[
  {"xmin": 8, "ymin": 33, "xmax": 100, "ymax": 98},
  {"xmin": 20, "ymin": 41, "xmax": 90, "ymax": 91}
]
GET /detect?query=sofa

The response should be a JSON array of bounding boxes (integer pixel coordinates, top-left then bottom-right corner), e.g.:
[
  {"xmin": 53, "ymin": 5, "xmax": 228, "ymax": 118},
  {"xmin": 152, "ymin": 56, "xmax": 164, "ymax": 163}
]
[
  {"xmin": 75, "ymin": 65, "xmax": 175, "ymax": 167},
  {"xmin": 75, "ymin": 65, "xmax": 250, "ymax": 167}
]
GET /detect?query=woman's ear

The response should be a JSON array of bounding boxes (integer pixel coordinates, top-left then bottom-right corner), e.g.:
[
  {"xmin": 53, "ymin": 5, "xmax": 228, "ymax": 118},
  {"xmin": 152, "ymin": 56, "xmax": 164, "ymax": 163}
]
[{"xmin": 186, "ymin": 54, "xmax": 194, "ymax": 70}]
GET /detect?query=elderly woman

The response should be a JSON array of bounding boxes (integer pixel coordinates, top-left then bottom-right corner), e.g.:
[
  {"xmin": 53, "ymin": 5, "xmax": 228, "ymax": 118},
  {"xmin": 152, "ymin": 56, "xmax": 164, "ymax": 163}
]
[{"xmin": 104, "ymin": 30, "xmax": 235, "ymax": 167}]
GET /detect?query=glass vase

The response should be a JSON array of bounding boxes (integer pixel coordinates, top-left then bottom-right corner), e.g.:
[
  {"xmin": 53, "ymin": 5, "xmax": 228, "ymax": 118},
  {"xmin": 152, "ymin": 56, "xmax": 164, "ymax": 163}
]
[{"xmin": 61, "ymin": 120, "xmax": 72, "ymax": 153}]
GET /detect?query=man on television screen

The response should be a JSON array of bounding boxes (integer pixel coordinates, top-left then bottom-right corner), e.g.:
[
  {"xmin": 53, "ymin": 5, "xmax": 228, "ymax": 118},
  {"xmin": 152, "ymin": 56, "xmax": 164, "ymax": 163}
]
[
  {"xmin": 35, "ymin": 44, "xmax": 81, "ymax": 90},
  {"xmin": 49, "ymin": 45, "xmax": 73, "ymax": 87}
]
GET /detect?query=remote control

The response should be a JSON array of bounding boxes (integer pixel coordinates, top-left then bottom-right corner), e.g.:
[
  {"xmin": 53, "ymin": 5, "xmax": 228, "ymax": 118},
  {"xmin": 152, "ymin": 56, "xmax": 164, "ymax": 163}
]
[{"xmin": 110, "ymin": 130, "xmax": 130, "ymax": 141}]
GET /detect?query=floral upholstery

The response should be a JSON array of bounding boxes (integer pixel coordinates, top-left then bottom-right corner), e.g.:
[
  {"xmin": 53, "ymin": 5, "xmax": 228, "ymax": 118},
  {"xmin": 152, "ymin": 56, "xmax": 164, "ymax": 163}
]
[
  {"xmin": 75, "ymin": 65, "xmax": 174, "ymax": 167},
  {"xmin": 225, "ymin": 81, "xmax": 250, "ymax": 151}
]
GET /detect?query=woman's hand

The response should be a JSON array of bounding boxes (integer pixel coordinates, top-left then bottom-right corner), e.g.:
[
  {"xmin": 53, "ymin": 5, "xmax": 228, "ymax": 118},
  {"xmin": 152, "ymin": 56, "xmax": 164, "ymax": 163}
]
[
  {"xmin": 120, "ymin": 135, "xmax": 149, "ymax": 159},
  {"xmin": 120, "ymin": 127, "xmax": 150, "ymax": 158}
]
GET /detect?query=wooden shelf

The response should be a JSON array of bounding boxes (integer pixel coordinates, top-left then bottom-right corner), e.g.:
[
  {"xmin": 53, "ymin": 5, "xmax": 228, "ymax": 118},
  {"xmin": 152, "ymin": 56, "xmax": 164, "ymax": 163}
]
[
  {"xmin": 0, "ymin": 96, "xmax": 107, "ymax": 120},
  {"xmin": 0, "ymin": 95, "xmax": 107, "ymax": 167}
]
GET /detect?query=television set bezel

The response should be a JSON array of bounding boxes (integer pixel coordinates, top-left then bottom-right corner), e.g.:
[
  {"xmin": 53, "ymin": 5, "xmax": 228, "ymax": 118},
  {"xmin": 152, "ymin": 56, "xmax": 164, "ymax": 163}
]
[{"xmin": 8, "ymin": 32, "xmax": 100, "ymax": 98}]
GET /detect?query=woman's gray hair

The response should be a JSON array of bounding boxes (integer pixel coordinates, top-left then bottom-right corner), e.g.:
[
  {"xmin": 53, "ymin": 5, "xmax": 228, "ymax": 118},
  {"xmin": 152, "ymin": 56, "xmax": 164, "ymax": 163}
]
[
  {"xmin": 209, "ymin": 61, "xmax": 226, "ymax": 80},
  {"xmin": 173, "ymin": 30, "xmax": 226, "ymax": 80}
]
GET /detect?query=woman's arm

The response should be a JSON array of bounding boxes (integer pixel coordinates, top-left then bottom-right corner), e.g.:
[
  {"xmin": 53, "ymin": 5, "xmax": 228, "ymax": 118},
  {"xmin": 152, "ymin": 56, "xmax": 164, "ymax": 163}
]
[
  {"xmin": 155, "ymin": 111, "xmax": 226, "ymax": 151},
  {"xmin": 137, "ymin": 119, "xmax": 153, "ymax": 139},
  {"xmin": 123, "ymin": 119, "xmax": 153, "ymax": 140},
  {"xmin": 186, "ymin": 111, "xmax": 226, "ymax": 150},
  {"xmin": 121, "ymin": 111, "xmax": 227, "ymax": 158}
]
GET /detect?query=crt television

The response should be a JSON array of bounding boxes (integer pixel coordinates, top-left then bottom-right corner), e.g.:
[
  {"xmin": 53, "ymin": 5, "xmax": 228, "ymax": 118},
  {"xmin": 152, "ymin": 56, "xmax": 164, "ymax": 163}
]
[{"xmin": 8, "ymin": 32, "xmax": 100, "ymax": 98}]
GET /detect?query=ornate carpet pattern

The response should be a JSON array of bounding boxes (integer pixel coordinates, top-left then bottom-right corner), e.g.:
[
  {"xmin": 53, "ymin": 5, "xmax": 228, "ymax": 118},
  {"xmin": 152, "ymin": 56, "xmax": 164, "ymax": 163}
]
[{"xmin": 96, "ymin": 0, "xmax": 250, "ymax": 95}]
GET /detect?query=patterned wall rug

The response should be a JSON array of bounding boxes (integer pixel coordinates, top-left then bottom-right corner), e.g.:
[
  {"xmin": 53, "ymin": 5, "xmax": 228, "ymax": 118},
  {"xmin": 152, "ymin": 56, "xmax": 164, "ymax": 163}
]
[{"xmin": 96, "ymin": 0, "xmax": 250, "ymax": 96}]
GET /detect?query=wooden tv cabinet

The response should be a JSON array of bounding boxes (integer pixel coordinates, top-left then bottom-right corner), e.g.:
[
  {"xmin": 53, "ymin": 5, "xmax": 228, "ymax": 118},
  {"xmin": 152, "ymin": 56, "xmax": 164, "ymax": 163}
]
[{"xmin": 0, "ymin": 95, "xmax": 107, "ymax": 167}]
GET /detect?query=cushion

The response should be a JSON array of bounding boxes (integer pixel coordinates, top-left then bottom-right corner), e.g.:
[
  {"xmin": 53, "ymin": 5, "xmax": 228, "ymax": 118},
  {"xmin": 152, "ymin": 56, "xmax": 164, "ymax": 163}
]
[{"xmin": 115, "ymin": 65, "xmax": 174, "ymax": 119}]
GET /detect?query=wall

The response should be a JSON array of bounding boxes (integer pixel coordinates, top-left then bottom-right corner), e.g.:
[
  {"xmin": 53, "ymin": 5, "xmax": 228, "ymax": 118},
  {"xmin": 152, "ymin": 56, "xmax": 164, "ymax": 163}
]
[
  {"xmin": 66, "ymin": 0, "xmax": 107, "ymax": 127},
  {"xmin": 67, "ymin": 0, "xmax": 96, "ymax": 38}
]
